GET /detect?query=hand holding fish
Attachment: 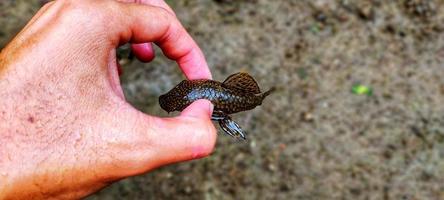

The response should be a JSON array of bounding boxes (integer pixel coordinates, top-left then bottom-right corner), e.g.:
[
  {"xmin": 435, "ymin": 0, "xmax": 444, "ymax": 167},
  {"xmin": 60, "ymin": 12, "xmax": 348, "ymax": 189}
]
[{"xmin": 0, "ymin": 0, "xmax": 216, "ymax": 199}]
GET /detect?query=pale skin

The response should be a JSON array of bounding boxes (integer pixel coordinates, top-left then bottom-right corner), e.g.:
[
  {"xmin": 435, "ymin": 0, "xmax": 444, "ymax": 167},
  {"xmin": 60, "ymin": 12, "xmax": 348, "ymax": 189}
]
[{"xmin": 0, "ymin": 0, "xmax": 217, "ymax": 199}]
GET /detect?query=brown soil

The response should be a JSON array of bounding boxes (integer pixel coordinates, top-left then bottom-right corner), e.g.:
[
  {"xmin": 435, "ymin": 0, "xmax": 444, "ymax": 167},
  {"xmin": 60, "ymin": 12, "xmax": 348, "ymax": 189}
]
[{"xmin": 2, "ymin": 0, "xmax": 444, "ymax": 199}]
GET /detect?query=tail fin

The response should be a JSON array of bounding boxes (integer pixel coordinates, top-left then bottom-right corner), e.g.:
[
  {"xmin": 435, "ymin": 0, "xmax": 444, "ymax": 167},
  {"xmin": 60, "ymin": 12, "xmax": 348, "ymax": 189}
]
[{"xmin": 262, "ymin": 87, "xmax": 276, "ymax": 99}]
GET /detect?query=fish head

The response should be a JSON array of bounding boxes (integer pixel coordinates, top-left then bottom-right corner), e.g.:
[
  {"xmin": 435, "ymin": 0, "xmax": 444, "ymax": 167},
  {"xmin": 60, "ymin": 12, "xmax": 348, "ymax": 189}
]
[{"xmin": 159, "ymin": 80, "xmax": 193, "ymax": 113}]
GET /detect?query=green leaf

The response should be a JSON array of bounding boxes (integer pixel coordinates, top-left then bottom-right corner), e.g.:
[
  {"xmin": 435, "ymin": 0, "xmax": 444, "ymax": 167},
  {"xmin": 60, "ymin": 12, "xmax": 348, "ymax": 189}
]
[{"xmin": 352, "ymin": 84, "xmax": 373, "ymax": 96}]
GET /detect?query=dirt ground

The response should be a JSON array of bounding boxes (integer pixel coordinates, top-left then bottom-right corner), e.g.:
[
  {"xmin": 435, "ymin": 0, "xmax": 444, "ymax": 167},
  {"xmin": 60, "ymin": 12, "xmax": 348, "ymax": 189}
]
[{"xmin": 2, "ymin": 0, "xmax": 444, "ymax": 199}]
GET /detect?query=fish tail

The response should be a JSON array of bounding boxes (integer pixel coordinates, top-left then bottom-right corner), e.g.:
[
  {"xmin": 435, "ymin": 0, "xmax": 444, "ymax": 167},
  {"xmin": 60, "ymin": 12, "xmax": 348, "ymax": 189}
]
[{"xmin": 262, "ymin": 87, "xmax": 276, "ymax": 98}]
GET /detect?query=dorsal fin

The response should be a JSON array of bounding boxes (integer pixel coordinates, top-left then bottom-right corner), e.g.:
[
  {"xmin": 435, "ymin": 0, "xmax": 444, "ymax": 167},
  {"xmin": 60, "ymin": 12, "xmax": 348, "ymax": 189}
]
[{"xmin": 222, "ymin": 72, "xmax": 261, "ymax": 94}]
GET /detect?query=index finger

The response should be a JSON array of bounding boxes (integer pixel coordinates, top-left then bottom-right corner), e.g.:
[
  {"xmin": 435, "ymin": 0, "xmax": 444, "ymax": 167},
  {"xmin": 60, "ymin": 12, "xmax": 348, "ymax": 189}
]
[{"xmin": 112, "ymin": 1, "xmax": 212, "ymax": 80}]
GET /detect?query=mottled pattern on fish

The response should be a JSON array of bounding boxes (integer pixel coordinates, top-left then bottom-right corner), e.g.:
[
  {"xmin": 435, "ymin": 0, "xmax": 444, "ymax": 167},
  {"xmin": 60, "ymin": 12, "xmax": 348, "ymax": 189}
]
[{"xmin": 159, "ymin": 72, "xmax": 274, "ymax": 140}]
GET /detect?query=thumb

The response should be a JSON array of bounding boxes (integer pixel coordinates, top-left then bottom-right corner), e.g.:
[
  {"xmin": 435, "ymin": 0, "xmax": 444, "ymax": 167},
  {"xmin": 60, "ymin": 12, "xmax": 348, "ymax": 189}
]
[
  {"xmin": 110, "ymin": 99, "xmax": 216, "ymax": 175},
  {"xmin": 180, "ymin": 99, "xmax": 214, "ymax": 119},
  {"xmin": 152, "ymin": 99, "xmax": 216, "ymax": 163}
]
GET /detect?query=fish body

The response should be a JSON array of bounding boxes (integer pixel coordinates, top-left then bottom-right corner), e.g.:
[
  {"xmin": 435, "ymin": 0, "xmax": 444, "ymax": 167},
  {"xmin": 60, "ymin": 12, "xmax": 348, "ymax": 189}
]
[
  {"xmin": 159, "ymin": 80, "xmax": 271, "ymax": 114},
  {"xmin": 159, "ymin": 72, "xmax": 274, "ymax": 140}
]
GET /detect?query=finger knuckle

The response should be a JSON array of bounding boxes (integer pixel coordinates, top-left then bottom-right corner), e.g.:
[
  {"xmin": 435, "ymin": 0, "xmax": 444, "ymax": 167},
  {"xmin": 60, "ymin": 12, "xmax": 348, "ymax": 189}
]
[
  {"xmin": 156, "ymin": 6, "xmax": 175, "ymax": 22},
  {"xmin": 155, "ymin": 7, "xmax": 178, "ymax": 36},
  {"xmin": 58, "ymin": 0, "xmax": 112, "ymax": 30}
]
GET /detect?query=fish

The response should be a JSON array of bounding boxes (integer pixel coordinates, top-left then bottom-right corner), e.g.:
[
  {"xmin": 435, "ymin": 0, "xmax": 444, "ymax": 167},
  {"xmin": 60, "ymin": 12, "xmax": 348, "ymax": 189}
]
[{"xmin": 159, "ymin": 72, "xmax": 274, "ymax": 140}]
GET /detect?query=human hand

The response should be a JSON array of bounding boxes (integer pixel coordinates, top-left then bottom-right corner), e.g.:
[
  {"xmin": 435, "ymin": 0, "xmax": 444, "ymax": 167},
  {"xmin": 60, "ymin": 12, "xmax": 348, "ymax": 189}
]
[{"xmin": 0, "ymin": 0, "xmax": 216, "ymax": 199}]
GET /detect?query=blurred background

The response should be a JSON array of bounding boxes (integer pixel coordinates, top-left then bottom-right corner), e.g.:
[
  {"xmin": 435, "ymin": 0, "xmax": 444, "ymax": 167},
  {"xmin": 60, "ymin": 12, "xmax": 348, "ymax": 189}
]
[{"xmin": 2, "ymin": 0, "xmax": 444, "ymax": 199}]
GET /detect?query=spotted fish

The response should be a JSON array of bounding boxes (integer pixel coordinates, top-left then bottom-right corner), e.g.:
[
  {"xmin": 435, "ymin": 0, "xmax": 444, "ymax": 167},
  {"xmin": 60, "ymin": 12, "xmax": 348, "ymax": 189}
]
[{"xmin": 159, "ymin": 72, "xmax": 274, "ymax": 140}]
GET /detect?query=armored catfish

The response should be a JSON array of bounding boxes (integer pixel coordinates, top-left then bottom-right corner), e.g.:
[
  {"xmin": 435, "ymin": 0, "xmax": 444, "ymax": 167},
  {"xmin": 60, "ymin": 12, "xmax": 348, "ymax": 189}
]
[{"xmin": 159, "ymin": 72, "xmax": 274, "ymax": 140}]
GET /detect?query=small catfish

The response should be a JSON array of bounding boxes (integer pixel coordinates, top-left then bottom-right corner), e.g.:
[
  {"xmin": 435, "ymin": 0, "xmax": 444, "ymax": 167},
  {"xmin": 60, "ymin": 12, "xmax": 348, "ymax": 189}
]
[{"xmin": 159, "ymin": 72, "xmax": 274, "ymax": 140}]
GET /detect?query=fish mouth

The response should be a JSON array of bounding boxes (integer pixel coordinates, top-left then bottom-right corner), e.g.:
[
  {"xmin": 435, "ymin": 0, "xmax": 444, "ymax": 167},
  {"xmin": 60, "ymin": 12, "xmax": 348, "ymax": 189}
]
[
  {"xmin": 158, "ymin": 94, "xmax": 176, "ymax": 113},
  {"xmin": 158, "ymin": 94, "xmax": 168, "ymax": 111}
]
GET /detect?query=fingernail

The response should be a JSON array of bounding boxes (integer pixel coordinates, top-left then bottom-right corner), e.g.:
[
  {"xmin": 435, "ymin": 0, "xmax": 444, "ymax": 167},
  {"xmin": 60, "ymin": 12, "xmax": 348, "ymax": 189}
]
[
  {"xmin": 181, "ymin": 99, "xmax": 214, "ymax": 118},
  {"xmin": 208, "ymin": 101, "xmax": 214, "ymax": 116}
]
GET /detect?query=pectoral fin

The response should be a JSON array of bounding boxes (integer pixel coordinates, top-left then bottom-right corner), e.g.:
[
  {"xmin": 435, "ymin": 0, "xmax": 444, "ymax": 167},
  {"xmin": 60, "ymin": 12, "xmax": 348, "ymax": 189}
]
[
  {"xmin": 219, "ymin": 115, "xmax": 247, "ymax": 140},
  {"xmin": 211, "ymin": 110, "xmax": 226, "ymax": 120},
  {"xmin": 212, "ymin": 110, "xmax": 247, "ymax": 140}
]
